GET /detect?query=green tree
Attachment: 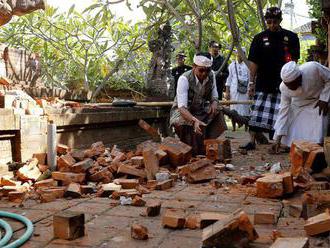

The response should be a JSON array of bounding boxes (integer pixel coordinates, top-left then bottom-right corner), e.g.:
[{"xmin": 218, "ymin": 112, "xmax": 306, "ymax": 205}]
[{"xmin": 0, "ymin": 4, "xmax": 149, "ymax": 99}]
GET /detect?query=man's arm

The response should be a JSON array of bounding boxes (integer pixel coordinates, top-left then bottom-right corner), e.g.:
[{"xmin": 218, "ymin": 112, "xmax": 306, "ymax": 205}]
[
  {"xmin": 248, "ymin": 61, "xmax": 258, "ymax": 97},
  {"xmin": 318, "ymin": 63, "xmax": 330, "ymax": 103},
  {"xmin": 177, "ymin": 75, "xmax": 206, "ymax": 134}
]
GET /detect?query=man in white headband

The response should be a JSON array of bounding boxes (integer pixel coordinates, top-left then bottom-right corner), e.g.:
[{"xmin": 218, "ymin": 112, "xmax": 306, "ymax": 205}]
[
  {"xmin": 169, "ymin": 52, "xmax": 227, "ymax": 155},
  {"xmin": 272, "ymin": 61, "xmax": 330, "ymax": 153}
]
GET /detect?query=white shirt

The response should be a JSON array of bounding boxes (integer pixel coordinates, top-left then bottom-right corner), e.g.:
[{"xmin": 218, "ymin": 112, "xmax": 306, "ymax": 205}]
[
  {"xmin": 176, "ymin": 71, "xmax": 218, "ymax": 108},
  {"xmin": 275, "ymin": 62, "xmax": 330, "ymax": 137}
]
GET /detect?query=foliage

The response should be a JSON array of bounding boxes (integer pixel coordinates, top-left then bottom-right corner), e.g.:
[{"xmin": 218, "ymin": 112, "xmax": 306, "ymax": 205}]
[
  {"xmin": 307, "ymin": 0, "xmax": 327, "ymax": 46},
  {"xmin": 0, "ymin": 4, "xmax": 149, "ymax": 97}
]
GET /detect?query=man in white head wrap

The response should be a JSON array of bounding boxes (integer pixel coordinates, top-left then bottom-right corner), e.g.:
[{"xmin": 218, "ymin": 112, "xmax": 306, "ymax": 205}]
[
  {"xmin": 273, "ymin": 61, "xmax": 330, "ymax": 152},
  {"xmin": 170, "ymin": 52, "xmax": 227, "ymax": 155}
]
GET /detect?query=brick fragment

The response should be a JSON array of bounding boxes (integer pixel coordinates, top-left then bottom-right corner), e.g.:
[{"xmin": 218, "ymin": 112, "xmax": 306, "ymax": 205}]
[
  {"xmin": 0, "ymin": 186, "xmax": 17, "ymax": 196},
  {"xmin": 71, "ymin": 150, "xmax": 85, "ymax": 161},
  {"xmin": 113, "ymin": 179, "xmax": 139, "ymax": 189},
  {"xmin": 254, "ymin": 212, "xmax": 276, "ymax": 224},
  {"xmin": 304, "ymin": 210, "xmax": 330, "ymax": 236},
  {"xmin": 34, "ymin": 179, "xmax": 57, "ymax": 189},
  {"xmin": 138, "ymin": 119, "xmax": 159, "ymax": 138},
  {"xmin": 32, "ymin": 153, "xmax": 47, "ymax": 165},
  {"xmin": 39, "ymin": 187, "xmax": 66, "ymax": 202},
  {"xmin": 64, "ymin": 183, "xmax": 81, "ymax": 198},
  {"xmin": 111, "ymin": 189, "xmax": 140, "ymax": 200},
  {"xmin": 97, "ymin": 157, "xmax": 111, "ymax": 167},
  {"xmin": 159, "ymin": 137, "xmax": 192, "ymax": 167},
  {"xmin": 53, "ymin": 211, "xmax": 85, "ymax": 240},
  {"xmin": 131, "ymin": 156, "xmax": 144, "ymax": 167},
  {"xmin": 178, "ymin": 159, "xmax": 213, "ymax": 175},
  {"xmin": 309, "ymin": 181, "xmax": 330, "ymax": 191},
  {"xmin": 162, "ymin": 209, "xmax": 186, "ymax": 229},
  {"xmin": 186, "ymin": 165, "xmax": 217, "ymax": 183},
  {"xmin": 8, "ymin": 191, "xmax": 26, "ymax": 203},
  {"xmin": 290, "ymin": 141, "xmax": 326, "ymax": 176},
  {"xmin": 131, "ymin": 224, "xmax": 148, "ymax": 240},
  {"xmin": 185, "ymin": 214, "xmax": 201, "ymax": 229},
  {"xmin": 146, "ymin": 180, "xmax": 158, "ymax": 190},
  {"xmin": 132, "ymin": 195, "xmax": 146, "ymax": 207},
  {"xmin": 199, "ymin": 212, "xmax": 227, "ymax": 228},
  {"xmin": 17, "ymin": 158, "xmax": 41, "ymax": 181},
  {"xmin": 146, "ymin": 200, "xmax": 161, "ymax": 217},
  {"xmin": 256, "ymin": 174, "xmax": 283, "ymax": 198},
  {"xmin": 57, "ymin": 144, "xmax": 70, "ymax": 155},
  {"xmin": 281, "ymin": 172, "xmax": 294, "ymax": 194},
  {"xmin": 52, "ymin": 172, "xmax": 85, "ymax": 184},
  {"xmin": 71, "ymin": 158, "xmax": 93, "ymax": 173},
  {"xmin": 136, "ymin": 185, "xmax": 151, "ymax": 194},
  {"xmin": 156, "ymin": 179, "xmax": 173, "ymax": 190},
  {"xmin": 57, "ymin": 154, "xmax": 76, "ymax": 172},
  {"xmin": 117, "ymin": 164, "xmax": 147, "ymax": 178},
  {"xmin": 204, "ymin": 138, "xmax": 232, "ymax": 162},
  {"xmin": 98, "ymin": 183, "xmax": 122, "ymax": 197},
  {"xmin": 0, "ymin": 176, "xmax": 17, "ymax": 186},
  {"xmin": 143, "ymin": 147, "xmax": 160, "ymax": 180},
  {"xmin": 89, "ymin": 168, "xmax": 113, "ymax": 183},
  {"xmin": 202, "ymin": 209, "xmax": 258, "ymax": 247}
]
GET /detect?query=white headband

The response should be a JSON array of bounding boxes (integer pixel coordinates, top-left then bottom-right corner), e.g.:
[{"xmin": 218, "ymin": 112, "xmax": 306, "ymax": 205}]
[{"xmin": 193, "ymin": 55, "xmax": 213, "ymax": 67}]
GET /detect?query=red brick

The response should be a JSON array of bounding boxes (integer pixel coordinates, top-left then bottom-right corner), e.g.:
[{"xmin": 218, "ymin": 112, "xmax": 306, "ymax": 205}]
[
  {"xmin": 256, "ymin": 174, "xmax": 284, "ymax": 198},
  {"xmin": 57, "ymin": 144, "xmax": 71, "ymax": 155},
  {"xmin": 117, "ymin": 164, "xmax": 146, "ymax": 178},
  {"xmin": 304, "ymin": 210, "xmax": 330, "ymax": 236},
  {"xmin": 57, "ymin": 154, "xmax": 76, "ymax": 172},
  {"xmin": 186, "ymin": 165, "xmax": 217, "ymax": 183},
  {"xmin": 34, "ymin": 179, "xmax": 57, "ymax": 189},
  {"xmin": 131, "ymin": 224, "xmax": 148, "ymax": 240},
  {"xmin": 17, "ymin": 158, "xmax": 41, "ymax": 181},
  {"xmin": 53, "ymin": 211, "xmax": 85, "ymax": 240},
  {"xmin": 71, "ymin": 158, "xmax": 93, "ymax": 173},
  {"xmin": 138, "ymin": 119, "xmax": 159, "ymax": 138},
  {"xmin": 143, "ymin": 147, "xmax": 160, "ymax": 180},
  {"xmin": 146, "ymin": 200, "xmax": 161, "ymax": 216},
  {"xmin": 162, "ymin": 209, "xmax": 186, "ymax": 229},
  {"xmin": 33, "ymin": 153, "xmax": 47, "ymax": 165},
  {"xmin": 111, "ymin": 189, "xmax": 140, "ymax": 200},
  {"xmin": 52, "ymin": 172, "xmax": 85, "ymax": 184},
  {"xmin": 132, "ymin": 195, "xmax": 146, "ymax": 207},
  {"xmin": 204, "ymin": 139, "xmax": 232, "ymax": 162},
  {"xmin": 8, "ymin": 191, "xmax": 26, "ymax": 203},
  {"xmin": 185, "ymin": 214, "xmax": 201, "ymax": 229},
  {"xmin": 71, "ymin": 150, "xmax": 85, "ymax": 161},
  {"xmin": 64, "ymin": 183, "xmax": 81, "ymax": 198},
  {"xmin": 89, "ymin": 168, "xmax": 113, "ymax": 183},
  {"xmin": 131, "ymin": 156, "xmax": 144, "ymax": 167},
  {"xmin": 281, "ymin": 172, "xmax": 294, "ymax": 194},
  {"xmin": 39, "ymin": 187, "xmax": 66, "ymax": 202},
  {"xmin": 0, "ymin": 176, "xmax": 17, "ymax": 186},
  {"xmin": 156, "ymin": 179, "xmax": 173, "ymax": 190},
  {"xmin": 159, "ymin": 137, "xmax": 192, "ymax": 167},
  {"xmin": 113, "ymin": 179, "xmax": 139, "ymax": 189},
  {"xmin": 178, "ymin": 159, "xmax": 213, "ymax": 175},
  {"xmin": 97, "ymin": 156, "xmax": 111, "ymax": 167}
]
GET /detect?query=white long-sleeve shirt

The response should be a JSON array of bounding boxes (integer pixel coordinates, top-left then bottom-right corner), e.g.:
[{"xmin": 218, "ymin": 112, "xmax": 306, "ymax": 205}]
[
  {"xmin": 176, "ymin": 71, "xmax": 218, "ymax": 108},
  {"xmin": 274, "ymin": 62, "xmax": 330, "ymax": 137}
]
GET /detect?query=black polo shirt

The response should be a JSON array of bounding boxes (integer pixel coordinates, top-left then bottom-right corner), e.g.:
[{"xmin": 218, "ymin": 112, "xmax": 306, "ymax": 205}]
[
  {"xmin": 248, "ymin": 28, "xmax": 300, "ymax": 93},
  {"xmin": 211, "ymin": 55, "xmax": 229, "ymax": 100},
  {"xmin": 172, "ymin": 65, "xmax": 192, "ymax": 92}
]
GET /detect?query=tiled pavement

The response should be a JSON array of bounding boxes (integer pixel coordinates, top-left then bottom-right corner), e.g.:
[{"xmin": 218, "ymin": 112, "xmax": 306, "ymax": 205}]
[{"xmin": 1, "ymin": 131, "xmax": 329, "ymax": 247}]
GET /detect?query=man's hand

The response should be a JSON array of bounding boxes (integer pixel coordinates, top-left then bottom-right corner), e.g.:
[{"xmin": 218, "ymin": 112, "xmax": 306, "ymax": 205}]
[
  {"xmin": 208, "ymin": 101, "xmax": 219, "ymax": 117},
  {"xmin": 193, "ymin": 118, "xmax": 207, "ymax": 135},
  {"xmin": 314, "ymin": 100, "xmax": 329, "ymax": 116},
  {"xmin": 248, "ymin": 83, "xmax": 255, "ymax": 98}
]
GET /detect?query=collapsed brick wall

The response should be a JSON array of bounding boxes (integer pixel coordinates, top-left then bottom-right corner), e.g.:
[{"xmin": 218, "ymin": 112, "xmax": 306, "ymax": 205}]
[{"xmin": 0, "ymin": 44, "xmax": 41, "ymax": 86}]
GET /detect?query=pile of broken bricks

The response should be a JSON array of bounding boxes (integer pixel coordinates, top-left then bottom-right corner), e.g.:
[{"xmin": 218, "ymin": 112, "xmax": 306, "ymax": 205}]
[{"xmin": 1, "ymin": 136, "xmax": 330, "ymax": 246}]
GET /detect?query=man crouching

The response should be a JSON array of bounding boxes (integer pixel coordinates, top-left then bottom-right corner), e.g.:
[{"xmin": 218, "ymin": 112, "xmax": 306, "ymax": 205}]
[{"xmin": 170, "ymin": 52, "xmax": 227, "ymax": 155}]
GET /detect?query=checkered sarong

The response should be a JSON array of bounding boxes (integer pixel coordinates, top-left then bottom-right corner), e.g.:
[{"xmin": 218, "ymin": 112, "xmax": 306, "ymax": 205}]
[{"xmin": 248, "ymin": 91, "xmax": 281, "ymax": 130}]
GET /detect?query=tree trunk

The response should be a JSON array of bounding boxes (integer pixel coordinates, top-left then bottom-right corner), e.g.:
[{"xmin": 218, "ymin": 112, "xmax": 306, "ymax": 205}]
[
  {"xmin": 226, "ymin": 0, "xmax": 249, "ymax": 66},
  {"xmin": 256, "ymin": 0, "xmax": 266, "ymax": 30}
]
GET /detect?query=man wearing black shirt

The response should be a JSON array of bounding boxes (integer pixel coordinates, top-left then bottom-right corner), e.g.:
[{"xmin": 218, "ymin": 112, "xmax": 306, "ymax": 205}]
[
  {"xmin": 209, "ymin": 41, "xmax": 229, "ymax": 100},
  {"xmin": 240, "ymin": 7, "xmax": 300, "ymax": 150},
  {"xmin": 171, "ymin": 51, "xmax": 192, "ymax": 96}
]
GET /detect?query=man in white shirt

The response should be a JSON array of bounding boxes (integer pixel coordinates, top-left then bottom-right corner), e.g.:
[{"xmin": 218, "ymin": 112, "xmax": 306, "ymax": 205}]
[
  {"xmin": 273, "ymin": 61, "xmax": 330, "ymax": 152},
  {"xmin": 170, "ymin": 52, "xmax": 227, "ymax": 155}
]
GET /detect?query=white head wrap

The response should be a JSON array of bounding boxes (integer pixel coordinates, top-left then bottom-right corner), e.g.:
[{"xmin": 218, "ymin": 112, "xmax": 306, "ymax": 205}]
[
  {"xmin": 281, "ymin": 61, "xmax": 301, "ymax": 83},
  {"xmin": 193, "ymin": 54, "xmax": 213, "ymax": 67}
]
